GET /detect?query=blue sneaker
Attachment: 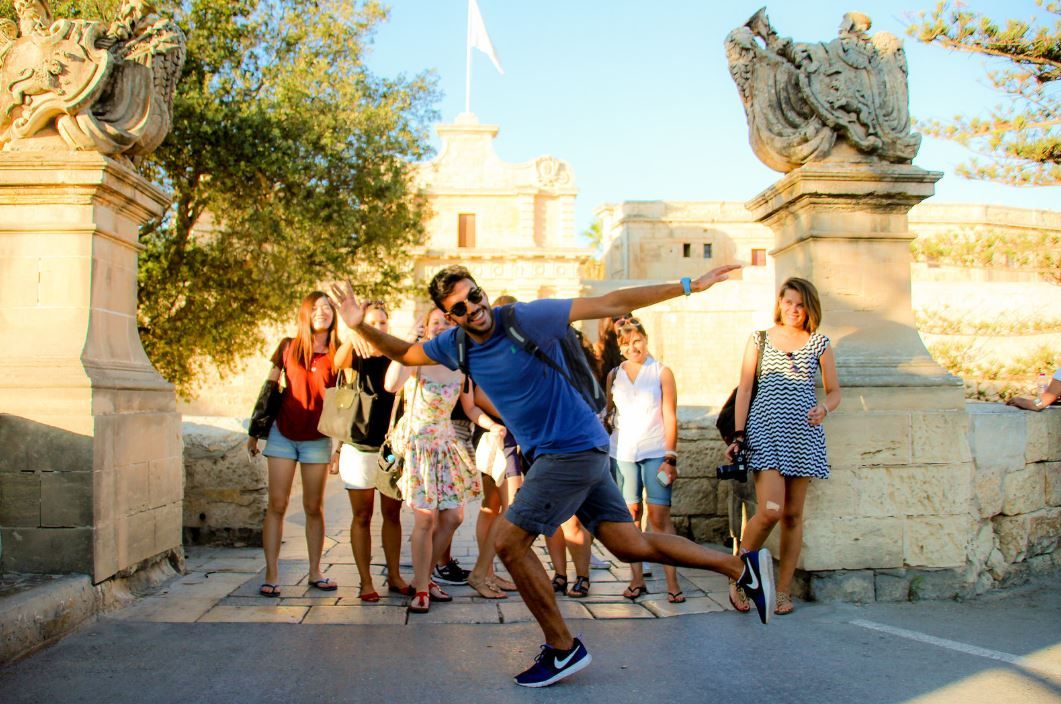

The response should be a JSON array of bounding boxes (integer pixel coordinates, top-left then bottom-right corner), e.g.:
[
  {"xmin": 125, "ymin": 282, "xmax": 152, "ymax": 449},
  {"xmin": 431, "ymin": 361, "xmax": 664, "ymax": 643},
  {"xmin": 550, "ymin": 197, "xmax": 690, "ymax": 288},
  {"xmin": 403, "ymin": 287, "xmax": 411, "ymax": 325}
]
[
  {"xmin": 513, "ymin": 638, "xmax": 592, "ymax": 687},
  {"xmin": 737, "ymin": 548, "xmax": 774, "ymax": 625}
]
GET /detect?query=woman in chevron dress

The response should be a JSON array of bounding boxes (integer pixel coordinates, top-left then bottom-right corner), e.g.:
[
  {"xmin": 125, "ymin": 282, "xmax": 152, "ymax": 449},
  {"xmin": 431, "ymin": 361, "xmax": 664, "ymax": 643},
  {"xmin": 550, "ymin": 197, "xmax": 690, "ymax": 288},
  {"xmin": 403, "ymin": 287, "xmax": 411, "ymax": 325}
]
[{"xmin": 724, "ymin": 277, "xmax": 841, "ymax": 615}]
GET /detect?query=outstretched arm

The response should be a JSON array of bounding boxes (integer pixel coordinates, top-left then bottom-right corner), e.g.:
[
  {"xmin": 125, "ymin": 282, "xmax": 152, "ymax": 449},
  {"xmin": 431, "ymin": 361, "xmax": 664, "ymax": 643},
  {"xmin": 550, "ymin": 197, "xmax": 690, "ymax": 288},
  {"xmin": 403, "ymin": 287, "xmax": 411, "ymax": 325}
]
[
  {"xmin": 568, "ymin": 265, "xmax": 741, "ymax": 323},
  {"xmin": 327, "ymin": 281, "xmax": 435, "ymax": 366},
  {"xmin": 1007, "ymin": 377, "xmax": 1060, "ymax": 412}
]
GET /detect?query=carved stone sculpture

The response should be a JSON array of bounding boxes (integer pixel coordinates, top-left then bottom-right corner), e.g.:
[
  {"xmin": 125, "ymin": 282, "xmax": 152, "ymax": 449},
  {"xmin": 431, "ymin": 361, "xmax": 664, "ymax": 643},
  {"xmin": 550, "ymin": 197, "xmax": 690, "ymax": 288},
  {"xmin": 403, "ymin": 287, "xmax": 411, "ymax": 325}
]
[
  {"xmin": 725, "ymin": 8, "xmax": 921, "ymax": 172},
  {"xmin": 0, "ymin": 0, "xmax": 185, "ymax": 158}
]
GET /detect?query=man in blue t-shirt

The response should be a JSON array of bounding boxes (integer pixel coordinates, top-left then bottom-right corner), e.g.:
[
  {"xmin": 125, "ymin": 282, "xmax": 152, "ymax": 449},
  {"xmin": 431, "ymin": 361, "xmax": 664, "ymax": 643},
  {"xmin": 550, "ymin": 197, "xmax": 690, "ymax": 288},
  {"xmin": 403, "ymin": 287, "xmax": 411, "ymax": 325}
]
[{"xmin": 329, "ymin": 265, "xmax": 775, "ymax": 687}]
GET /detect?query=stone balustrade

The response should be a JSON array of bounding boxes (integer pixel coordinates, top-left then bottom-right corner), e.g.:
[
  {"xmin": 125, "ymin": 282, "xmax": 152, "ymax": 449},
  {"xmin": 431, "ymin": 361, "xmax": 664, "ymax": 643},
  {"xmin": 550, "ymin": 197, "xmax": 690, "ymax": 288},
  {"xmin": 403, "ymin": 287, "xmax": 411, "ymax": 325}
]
[
  {"xmin": 670, "ymin": 403, "xmax": 1060, "ymax": 601},
  {"xmin": 181, "ymin": 405, "xmax": 1058, "ymax": 599}
]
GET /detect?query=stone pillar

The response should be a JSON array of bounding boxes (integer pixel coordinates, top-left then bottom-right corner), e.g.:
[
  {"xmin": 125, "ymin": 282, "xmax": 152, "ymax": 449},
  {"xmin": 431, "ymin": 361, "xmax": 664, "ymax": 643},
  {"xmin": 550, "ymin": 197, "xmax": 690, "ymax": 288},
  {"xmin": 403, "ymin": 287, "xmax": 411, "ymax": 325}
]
[
  {"xmin": 747, "ymin": 163, "xmax": 979, "ymax": 595},
  {"xmin": 0, "ymin": 153, "xmax": 183, "ymax": 582}
]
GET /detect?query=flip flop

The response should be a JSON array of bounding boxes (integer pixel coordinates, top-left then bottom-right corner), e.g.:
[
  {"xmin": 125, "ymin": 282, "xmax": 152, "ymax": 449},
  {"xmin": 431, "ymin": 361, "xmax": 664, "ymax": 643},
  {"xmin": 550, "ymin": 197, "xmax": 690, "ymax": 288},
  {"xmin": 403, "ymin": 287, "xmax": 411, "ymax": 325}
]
[
  {"xmin": 387, "ymin": 583, "xmax": 415, "ymax": 596},
  {"xmin": 668, "ymin": 591, "xmax": 686, "ymax": 604},
  {"xmin": 408, "ymin": 592, "xmax": 430, "ymax": 613},
  {"xmin": 622, "ymin": 584, "xmax": 649, "ymax": 600},
  {"xmin": 358, "ymin": 590, "xmax": 380, "ymax": 602},
  {"xmin": 728, "ymin": 580, "xmax": 751, "ymax": 613},
  {"xmin": 259, "ymin": 583, "xmax": 281, "ymax": 597},
  {"xmin": 775, "ymin": 592, "xmax": 795, "ymax": 615},
  {"xmin": 309, "ymin": 578, "xmax": 338, "ymax": 591},
  {"xmin": 428, "ymin": 582, "xmax": 452, "ymax": 602},
  {"xmin": 467, "ymin": 574, "xmax": 507, "ymax": 599}
]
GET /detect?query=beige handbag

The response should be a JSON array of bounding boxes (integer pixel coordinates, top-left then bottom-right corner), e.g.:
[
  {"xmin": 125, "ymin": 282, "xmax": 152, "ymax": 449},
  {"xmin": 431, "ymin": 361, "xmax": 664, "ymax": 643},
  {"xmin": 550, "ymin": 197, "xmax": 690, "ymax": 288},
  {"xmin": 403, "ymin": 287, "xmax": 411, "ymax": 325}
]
[{"xmin": 317, "ymin": 361, "xmax": 376, "ymax": 447}]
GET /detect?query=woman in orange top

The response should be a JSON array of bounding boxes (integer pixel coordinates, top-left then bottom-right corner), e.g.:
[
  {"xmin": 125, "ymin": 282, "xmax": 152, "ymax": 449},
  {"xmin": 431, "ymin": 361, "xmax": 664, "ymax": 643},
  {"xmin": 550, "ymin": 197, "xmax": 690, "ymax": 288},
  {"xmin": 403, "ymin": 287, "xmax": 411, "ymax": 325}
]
[{"xmin": 247, "ymin": 292, "xmax": 352, "ymax": 597}]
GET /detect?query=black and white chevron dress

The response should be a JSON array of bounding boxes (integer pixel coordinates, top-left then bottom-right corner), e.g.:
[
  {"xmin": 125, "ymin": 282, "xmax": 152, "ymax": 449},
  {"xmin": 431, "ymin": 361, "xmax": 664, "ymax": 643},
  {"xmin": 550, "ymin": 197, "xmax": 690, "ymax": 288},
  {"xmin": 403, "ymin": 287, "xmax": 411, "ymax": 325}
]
[{"xmin": 746, "ymin": 331, "xmax": 830, "ymax": 478}]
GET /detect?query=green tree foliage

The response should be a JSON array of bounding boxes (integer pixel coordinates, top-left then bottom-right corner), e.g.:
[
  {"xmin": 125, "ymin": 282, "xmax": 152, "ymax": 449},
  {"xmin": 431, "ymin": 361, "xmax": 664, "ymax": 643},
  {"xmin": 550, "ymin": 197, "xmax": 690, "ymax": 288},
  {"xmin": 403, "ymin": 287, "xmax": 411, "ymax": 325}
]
[
  {"xmin": 910, "ymin": 227, "xmax": 1060, "ymax": 281},
  {"xmin": 906, "ymin": 0, "xmax": 1060, "ymax": 186},
  {"xmin": 581, "ymin": 218, "xmax": 604, "ymax": 254},
  {"xmin": 1, "ymin": 1, "xmax": 439, "ymax": 394}
]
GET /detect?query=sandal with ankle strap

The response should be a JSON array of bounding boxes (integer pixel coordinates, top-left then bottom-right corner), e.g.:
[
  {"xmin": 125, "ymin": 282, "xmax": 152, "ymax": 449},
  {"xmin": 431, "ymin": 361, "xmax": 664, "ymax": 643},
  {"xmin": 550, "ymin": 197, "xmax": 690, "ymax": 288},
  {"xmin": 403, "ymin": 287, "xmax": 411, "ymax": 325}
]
[
  {"xmin": 567, "ymin": 575, "xmax": 590, "ymax": 598},
  {"xmin": 551, "ymin": 574, "xmax": 568, "ymax": 593}
]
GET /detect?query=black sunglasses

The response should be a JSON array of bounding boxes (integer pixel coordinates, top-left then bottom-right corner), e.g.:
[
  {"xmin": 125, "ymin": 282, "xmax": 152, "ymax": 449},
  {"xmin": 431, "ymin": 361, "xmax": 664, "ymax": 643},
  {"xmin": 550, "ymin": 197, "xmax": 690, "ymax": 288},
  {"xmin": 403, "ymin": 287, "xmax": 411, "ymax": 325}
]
[{"xmin": 446, "ymin": 287, "xmax": 484, "ymax": 318}]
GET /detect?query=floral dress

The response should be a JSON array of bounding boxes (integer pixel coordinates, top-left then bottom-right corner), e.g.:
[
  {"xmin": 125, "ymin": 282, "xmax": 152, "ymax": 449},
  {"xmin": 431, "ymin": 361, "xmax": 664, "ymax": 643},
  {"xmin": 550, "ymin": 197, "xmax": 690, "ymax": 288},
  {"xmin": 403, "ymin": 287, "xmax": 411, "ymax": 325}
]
[{"xmin": 398, "ymin": 374, "xmax": 481, "ymax": 510}]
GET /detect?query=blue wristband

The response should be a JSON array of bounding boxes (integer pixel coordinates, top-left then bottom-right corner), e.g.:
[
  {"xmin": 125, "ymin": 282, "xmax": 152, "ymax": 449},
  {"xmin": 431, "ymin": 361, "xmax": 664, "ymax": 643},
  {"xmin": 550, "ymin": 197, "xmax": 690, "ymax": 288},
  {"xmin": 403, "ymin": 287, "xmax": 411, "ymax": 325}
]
[{"xmin": 680, "ymin": 277, "xmax": 692, "ymax": 296}]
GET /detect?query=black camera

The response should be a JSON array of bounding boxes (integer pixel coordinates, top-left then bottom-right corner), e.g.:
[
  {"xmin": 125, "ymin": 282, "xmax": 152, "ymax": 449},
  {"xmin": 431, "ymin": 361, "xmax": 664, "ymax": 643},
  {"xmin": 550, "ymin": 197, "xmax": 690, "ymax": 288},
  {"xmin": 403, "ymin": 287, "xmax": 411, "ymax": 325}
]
[{"xmin": 716, "ymin": 447, "xmax": 749, "ymax": 482}]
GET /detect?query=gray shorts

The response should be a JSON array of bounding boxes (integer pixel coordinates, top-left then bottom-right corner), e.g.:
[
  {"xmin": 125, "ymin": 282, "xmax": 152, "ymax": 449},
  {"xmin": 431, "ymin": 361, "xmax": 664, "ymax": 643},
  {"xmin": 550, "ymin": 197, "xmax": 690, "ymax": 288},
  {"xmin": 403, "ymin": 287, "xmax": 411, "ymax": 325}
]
[{"xmin": 506, "ymin": 447, "xmax": 633, "ymax": 537}]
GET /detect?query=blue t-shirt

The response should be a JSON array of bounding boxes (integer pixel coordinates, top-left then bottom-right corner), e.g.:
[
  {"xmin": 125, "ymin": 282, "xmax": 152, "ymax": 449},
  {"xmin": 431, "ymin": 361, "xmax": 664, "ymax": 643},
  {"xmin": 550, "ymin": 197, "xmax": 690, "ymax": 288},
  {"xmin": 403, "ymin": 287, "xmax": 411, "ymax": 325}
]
[{"xmin": 423, "ymin": 299, "xmax": 608, "ymax": 459}]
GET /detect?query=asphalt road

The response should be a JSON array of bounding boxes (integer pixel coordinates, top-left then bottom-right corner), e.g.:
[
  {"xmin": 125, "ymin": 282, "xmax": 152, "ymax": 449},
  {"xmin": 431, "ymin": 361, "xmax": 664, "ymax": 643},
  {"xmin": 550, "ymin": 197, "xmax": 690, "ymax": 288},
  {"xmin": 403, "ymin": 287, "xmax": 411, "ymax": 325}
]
[{"xmin": 2, "ymin": 576, "xmax": 1058, "ymax": 704}]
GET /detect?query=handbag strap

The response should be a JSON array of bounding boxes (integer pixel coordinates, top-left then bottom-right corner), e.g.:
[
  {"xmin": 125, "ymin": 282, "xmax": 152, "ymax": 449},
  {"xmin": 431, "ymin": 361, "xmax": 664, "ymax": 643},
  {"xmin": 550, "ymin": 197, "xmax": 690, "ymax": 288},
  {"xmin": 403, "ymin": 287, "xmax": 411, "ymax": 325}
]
[
  {"xmin": 749, "ymin": 330, "xmax": 766, "ymax": 401},
  {"xmin": 333, "ymin": 357, "xmax": 363, "ymax": 391},
  {"xmin": 278, "ymin": 338, "xmax": 291, "ymax": 390},
  {"xmin": 384, "ymin": 367, "xmax": 420, "ymax": 435},
  {"xmin": 755, "ymin": 330, "xmax": 766, "ymax": 379}
]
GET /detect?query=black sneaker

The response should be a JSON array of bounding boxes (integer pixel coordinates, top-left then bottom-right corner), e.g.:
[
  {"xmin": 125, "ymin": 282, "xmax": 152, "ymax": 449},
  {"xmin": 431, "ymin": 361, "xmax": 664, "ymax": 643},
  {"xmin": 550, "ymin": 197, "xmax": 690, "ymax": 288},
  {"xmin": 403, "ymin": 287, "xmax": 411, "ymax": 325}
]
[
  {"xmin": 432, "ymin": 559, "xmax": 470, "ymax": 585},
  {"xmin": 736, "ymin": 548, "xmax": 774, "ymax": 625},
  {"xmin": 513, "ymin": 638, "xmax": 592, "ymax": 688}
]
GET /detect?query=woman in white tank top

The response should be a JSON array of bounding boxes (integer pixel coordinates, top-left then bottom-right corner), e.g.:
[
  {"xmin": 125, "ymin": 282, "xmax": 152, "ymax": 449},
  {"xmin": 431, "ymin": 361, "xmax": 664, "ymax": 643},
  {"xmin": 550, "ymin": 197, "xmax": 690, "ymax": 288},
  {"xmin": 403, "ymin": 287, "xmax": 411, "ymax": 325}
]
[{"xmin": 605, "ymin": 319, "xmax": 684, "ymax": 603}]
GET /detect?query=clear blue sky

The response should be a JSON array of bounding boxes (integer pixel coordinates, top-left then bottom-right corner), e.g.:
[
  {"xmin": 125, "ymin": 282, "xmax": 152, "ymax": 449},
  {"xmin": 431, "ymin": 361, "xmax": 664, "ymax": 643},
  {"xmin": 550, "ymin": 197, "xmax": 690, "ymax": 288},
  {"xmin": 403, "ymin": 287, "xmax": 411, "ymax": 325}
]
[{"xmin": 366, "ymin": 1, "xmax": 1059, "ymax": 233}]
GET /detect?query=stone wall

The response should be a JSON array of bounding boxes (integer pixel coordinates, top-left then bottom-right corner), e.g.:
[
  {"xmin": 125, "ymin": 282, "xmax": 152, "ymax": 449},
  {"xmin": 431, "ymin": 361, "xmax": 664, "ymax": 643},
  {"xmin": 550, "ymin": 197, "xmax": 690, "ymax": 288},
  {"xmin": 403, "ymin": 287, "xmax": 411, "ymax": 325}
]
[
  {"xmin": 670, "ymin": 403, "xmax": 1061, "ymax": 601},
  {"xmin": 182, "ymin": 417, "xmax": 267, "ymax": 546}
]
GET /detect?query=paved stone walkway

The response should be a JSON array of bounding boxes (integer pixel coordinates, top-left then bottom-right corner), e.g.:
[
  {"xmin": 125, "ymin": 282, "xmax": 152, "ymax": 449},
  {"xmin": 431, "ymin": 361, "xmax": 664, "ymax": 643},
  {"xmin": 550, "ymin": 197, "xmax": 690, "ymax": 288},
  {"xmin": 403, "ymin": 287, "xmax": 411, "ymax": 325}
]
[{"xmin": 116, "ymin": 477, "xmax": 737, "ymax": 626}]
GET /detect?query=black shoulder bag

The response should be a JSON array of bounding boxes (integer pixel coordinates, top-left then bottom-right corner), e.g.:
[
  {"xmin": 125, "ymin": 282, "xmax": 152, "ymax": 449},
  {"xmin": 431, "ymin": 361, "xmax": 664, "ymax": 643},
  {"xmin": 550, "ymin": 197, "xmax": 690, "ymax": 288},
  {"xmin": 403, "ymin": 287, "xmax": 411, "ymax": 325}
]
[
  {"xmin": 249, "ymin": 340, "xmax": 290, "ymax": 439},
  {"xmin": 715, "ymin": 330, "xmax": 766, "ymax": 445}
]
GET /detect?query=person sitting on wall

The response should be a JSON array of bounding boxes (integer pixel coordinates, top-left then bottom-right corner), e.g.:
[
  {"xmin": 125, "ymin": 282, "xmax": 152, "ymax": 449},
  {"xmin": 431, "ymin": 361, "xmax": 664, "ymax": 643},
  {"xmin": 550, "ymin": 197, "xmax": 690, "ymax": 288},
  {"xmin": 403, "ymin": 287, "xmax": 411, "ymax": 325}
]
[{"xmin": 1006, "ymin": 369, "xmax": 1061, "ymax": 411}]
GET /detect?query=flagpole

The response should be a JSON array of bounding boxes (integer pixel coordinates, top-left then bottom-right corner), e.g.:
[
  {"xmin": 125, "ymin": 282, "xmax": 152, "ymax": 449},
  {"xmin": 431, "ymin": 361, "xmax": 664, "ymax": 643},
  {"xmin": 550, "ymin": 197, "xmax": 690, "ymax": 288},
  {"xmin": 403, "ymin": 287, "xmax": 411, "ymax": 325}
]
[{"xmin": 465, "ymin": 32, "xmax": 472, "ymax": 114}]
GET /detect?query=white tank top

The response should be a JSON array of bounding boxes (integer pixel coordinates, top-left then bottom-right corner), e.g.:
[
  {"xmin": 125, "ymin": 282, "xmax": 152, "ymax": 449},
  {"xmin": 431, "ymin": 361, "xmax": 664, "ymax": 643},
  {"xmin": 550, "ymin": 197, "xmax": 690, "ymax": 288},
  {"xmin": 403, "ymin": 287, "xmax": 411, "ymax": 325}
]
[{"xmin": 609, "ymin": 356, "xmax": 667, "ymax": 462}]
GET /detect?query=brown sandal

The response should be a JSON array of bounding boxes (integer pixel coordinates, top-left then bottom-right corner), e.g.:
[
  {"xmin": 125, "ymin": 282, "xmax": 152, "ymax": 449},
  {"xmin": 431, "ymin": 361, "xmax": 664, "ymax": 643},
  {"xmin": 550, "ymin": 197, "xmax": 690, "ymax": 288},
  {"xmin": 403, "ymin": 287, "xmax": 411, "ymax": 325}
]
[
  {"xmin": 775, "ymin": 592, "xmax": 794, "ymax": 615},
  {"xmin": 467, "ymin": 574, "xmax": 506, "ymax": 599},
  {"xmin": 728, "ymin": 580, "xmax": 751, "ymax": 613}
]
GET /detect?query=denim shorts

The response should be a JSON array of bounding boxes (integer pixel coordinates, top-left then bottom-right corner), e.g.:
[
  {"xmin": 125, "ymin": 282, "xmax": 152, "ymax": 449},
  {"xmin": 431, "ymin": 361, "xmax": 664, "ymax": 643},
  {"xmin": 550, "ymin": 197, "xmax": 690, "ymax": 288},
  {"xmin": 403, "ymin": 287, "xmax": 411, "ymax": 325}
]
[
  {"xmin": 262, "ymin": 425, "xmax": 333, "ymax": 464},
  {"xmin": 506, "ymin": 447, "xmax": 632, "ymax": 537},
  {"xmin": 614, "ymin": 456, "xmax": 672, "ymax": 507}
]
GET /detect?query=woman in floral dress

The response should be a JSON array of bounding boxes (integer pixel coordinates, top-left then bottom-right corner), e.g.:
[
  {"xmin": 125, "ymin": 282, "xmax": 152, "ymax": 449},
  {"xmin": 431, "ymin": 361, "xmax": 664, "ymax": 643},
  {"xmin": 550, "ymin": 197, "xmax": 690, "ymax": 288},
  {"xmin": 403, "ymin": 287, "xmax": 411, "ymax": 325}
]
[{"xmin": 385, "ymin": 308, "xmax": 503, "ymax": 613}]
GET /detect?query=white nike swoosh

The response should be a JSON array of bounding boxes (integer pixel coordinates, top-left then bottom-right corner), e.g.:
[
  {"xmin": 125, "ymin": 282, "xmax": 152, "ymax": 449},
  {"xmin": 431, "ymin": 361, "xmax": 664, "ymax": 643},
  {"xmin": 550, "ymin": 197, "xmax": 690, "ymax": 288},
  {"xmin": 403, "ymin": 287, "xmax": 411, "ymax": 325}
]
[
  {"xmin": 554, "ymin": 647, "xmax": 580, "ymax": 669},
  {"xmin": 745, "ymin": 569, "xmax": 759, "ymax": 592}
]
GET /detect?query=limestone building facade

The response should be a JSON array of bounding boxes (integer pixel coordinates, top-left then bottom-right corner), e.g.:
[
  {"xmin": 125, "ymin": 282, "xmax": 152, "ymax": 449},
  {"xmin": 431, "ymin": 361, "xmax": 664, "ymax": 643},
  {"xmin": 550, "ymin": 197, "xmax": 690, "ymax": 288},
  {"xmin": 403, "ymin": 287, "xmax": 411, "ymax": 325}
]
[
  {"xmin": 587, "ymin": 200, "xmax": 1061, "ymax": 407},
  {"xmin": 179, "ymin": 113, "xmax": 593, "ymax": 417},
  {"xmin": 403, "ymin": 112, "xmax": 590, "ymax": 321}
]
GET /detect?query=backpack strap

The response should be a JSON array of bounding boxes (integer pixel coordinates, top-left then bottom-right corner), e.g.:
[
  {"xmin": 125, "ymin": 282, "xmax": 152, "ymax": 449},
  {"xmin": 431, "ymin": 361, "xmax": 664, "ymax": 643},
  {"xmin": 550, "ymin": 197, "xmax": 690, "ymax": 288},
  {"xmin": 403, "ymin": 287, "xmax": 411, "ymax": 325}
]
[
  {"xmin": 455, "ymin": 327, "xmax": 472, "ymax": 393},
  {"xmin": 497, "ymin": 305, "xmax": 580, "ymax": 391}
]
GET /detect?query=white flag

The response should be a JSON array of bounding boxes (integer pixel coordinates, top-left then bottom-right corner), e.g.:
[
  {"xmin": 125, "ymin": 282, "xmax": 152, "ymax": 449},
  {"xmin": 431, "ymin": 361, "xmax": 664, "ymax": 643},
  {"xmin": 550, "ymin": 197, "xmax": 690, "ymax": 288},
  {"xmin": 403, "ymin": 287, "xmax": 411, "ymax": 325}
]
[{"xmin": 467, "ymin": 0, "xmax": 503, "ymax": 75}]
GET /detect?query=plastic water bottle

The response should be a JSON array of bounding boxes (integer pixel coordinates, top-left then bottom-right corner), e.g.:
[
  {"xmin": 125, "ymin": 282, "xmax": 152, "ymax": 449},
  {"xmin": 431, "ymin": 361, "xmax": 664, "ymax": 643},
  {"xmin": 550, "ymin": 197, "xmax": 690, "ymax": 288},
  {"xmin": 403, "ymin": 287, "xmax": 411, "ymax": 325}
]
[{"xmin": 1039, "ymin": 372, "xmax": 1048, "ymax": 396}]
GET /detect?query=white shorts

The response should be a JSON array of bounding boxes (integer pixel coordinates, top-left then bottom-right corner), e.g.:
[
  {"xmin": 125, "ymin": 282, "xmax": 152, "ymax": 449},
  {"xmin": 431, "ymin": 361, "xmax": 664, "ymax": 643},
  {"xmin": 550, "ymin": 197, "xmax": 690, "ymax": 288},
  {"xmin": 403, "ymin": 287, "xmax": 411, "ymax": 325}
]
[{"xmin": 339, "ymin": 444, "xmax": 378, "ymax": 490}]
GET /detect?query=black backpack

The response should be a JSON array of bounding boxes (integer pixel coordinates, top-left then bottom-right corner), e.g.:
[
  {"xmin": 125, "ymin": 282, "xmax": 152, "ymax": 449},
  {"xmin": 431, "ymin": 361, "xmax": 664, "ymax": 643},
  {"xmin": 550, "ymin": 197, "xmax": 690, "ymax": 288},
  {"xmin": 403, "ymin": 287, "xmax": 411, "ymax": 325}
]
[{"xmin": 455, "ymin": 304, "xmax": 606, "ymax": 414}]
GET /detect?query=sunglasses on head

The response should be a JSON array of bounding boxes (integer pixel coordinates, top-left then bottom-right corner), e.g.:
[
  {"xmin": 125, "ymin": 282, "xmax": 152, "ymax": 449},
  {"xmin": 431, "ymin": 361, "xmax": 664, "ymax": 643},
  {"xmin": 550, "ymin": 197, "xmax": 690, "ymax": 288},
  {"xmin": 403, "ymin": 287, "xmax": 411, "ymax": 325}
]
[{"xmin": 446, "ymin": 286, "xmax": 484, "ymax": 318}]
